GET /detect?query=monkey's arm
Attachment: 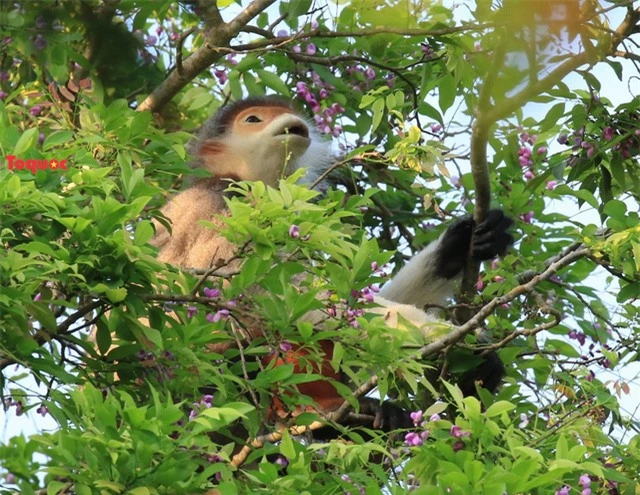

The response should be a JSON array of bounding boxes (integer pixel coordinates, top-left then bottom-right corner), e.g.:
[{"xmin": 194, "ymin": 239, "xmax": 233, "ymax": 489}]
[{"xmin": 379, "ymin": 209, "xmax": 513, "ymax": 308}]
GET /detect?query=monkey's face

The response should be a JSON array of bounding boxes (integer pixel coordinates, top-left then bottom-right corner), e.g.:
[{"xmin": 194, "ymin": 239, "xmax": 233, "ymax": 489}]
[{"xmin": 198, "ymin": 105, "xmax": 313, "ymax": 187}]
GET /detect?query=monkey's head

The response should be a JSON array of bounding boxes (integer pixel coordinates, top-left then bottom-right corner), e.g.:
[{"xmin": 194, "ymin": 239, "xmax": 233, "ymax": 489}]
[{"xmin": 191, "ymin": 96, "xmax": 332, "ymax": 188}]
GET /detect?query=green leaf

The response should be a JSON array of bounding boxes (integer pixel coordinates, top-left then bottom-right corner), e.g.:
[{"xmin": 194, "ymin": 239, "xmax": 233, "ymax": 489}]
[
  {"xmin": 438, "ymin": 73, "xmax": 456, "ymax": 112},
  {"xmin": 618, "ymin": 281, "xmax": 640, "ymax": 302},
  {"xmin": 130, "ymin": 111, "xmax": 151, "ymax": 137},
  {"xmin": 371, "ymin": 98, "xmax": 385, "ymax": 132},
  {"xmin": 105, "ymin": 287, "xmax": 128, "ymax": 303},
  {"xmin": 47, "ymin": 481, "xmax": 68, "ymax": 495},
  {"xmin": 43, "ymin": 131, "xmax": 74, "ymax": 151},
  {"xmin": 128, "ymin": 488, "xmax": 152, "ymax": 495},
  {"xmin": 14, "ymin": 128, "xmax": 39, "ymax": 155},
  {"xmin": 280, "ymin": 429, "xmax": 296, "ymax": 459},
  {"xmin": 262, "ymin": 363, "xmax": 295, "ymax": 383},
  {"xmin": 257, "ymin": 70, "xmax": 291, "ymax": 95},
  {"xmin": 484, "ymin": 400, "xmax": 516, "ymax": 417},
  {"xmin": 603, "ymin": 199, "xmax": 627, "ymax": 220},
  {"xmin": 134, "ymin": 220, "xmax": 155, "ymax": 245}
]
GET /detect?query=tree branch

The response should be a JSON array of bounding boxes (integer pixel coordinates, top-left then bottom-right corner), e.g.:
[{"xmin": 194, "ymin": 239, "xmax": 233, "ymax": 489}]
[{"xmin": 137, "ymin": 0, "xmax": 277, "ymax": 113}]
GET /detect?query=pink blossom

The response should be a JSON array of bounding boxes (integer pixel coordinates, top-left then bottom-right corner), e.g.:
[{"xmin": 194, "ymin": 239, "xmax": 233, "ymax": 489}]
[
  {"xmin": 521, "ymin": 211, "xmax": 534, "ymax": 223},
  {"xmin": 410, "ymin": 410, "xmax": 423, "ymax": 426},
  {"xmin": 546, "ymin": 180, "xmax": 558, "ymax": 190},
  {"xmin": 279, "ymin": 341, "xmax": 293, "ymax": 352},
  {"xmin": 579, "ymin": 474, "xmax": 591, "ymax": 488},
  {"xmin": 203, "ymin": 287, "xmax": 221, "ymax": 298},
  {"xmin": 289, "ymin": 224, "xmax": 300, "ymax": 238},
  {"xmin": 404, "ymin": 432, "xmax": 423, "ymax": 446},
  {"xmin": 603, "ymin": 126, "xmax": 614, "ymax": 141}
]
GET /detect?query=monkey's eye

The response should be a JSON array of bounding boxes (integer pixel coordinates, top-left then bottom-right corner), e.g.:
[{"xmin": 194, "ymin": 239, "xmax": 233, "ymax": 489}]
[{"xmin": 244, "ymin": 115, "xmax": 262, "ymax": 123}]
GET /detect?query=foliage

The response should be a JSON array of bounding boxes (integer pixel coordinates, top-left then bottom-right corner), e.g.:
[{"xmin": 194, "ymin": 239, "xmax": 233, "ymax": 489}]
[{"xmin": 1, "ymin": 0, "xmax": 639, "ymax": 494}]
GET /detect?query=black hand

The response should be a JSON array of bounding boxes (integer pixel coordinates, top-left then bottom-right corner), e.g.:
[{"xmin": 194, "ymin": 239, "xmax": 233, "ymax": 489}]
[
  {"xmin": 358, "ymin": 398, "xmax": 413, "ymax": 431},
  {"xmin": 472, "ymin": 209, "xmax": 514, "ymax": 261},
  {"xmin": 434, "ymin": 216, "xmax": 475, "ymax": 279}
]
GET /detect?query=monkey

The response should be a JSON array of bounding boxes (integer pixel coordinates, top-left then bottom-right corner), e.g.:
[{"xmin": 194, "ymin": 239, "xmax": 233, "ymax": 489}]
[{"xmin": 150, "ymin": 95, "xmax": 514, "ymax": 432}]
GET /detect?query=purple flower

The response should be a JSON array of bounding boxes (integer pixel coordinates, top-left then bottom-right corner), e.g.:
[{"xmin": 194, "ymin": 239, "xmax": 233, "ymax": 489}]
[
  {"xmin": 210, "ymin": 309, "xmax": 230, "ymax": 322},
  {"xmin": 203, "ymin": 287, "xmax": 221, "ymax": 298},
  {"xmin": 450, "ymin": 425, "xmax": 470, "ymax": 438},
  {"xmin": 537, "ymin": 146, "xmax": 548, "ymax": 155},
  {"xmin": 430, "ymin": 123, "xmax": 442, "ymax": 133},
  {"xmin": 603, "ymin": 126, "xmax": 615, "ymax": 141},
  {"xmin": 214, "ymin": 69, "xmax": 228, "ymax": 85},
  {"xmin": 306, "ymin": 43, "xmax": 317, "ymax": 55},
  {"xmin": 524, "ymin": 170, "xmax": 535, "ymax": 180},
  {"xmin": 546, "ymin": 180, "xmax": 558, "ymax": 190},
  {"xmin": 364, "ymin": 67, "xmax": 376, "ymax": 80},
  {"xmin": 30, "ymin": 105, "xmax": 42, "ymax": 117},
  {"xmin": 186, "ymin": 305, "xmax": 197, "ymax": 318},
  {"xmin": 274, "ymin": 455, "xmax": 289, "ymax": 468},
  {"xmin": 576, "ymin": 332, "xmax": 586, "ymax": 346},
  {"xmin": 279, "ymin": 341, "xmax": 293, "ymax": 352},
  {"xmin": 34, "ymin": 292, "xmax": 42, "ymax": 301},
  {"xmin": 581, "ymin": 489, "xmax": 591, "ymax": 495},
  {"xmin": 5, "ymin": 473, "xmax": 15, "ymax": 483},
  {"xmin": 410, "ymin": 410, "xmax": 423, "ymax": 426},
  {"xmin": 452, "ymin": 440, "xmax": 464, "ymax": 452},
  {"xmin": 289, "ymin": 224, "xmax": 300, "ymax": 239},
  {"xmin": 429, "ymin": 413, "xmax": 441, "ymax": 421},
  {"xmin": 36, "ymin": 404, "xmax": 48, "ymax": 417},
  {"xmin": 34, "ymin": 34, "xmax": 47, "ymax": 50},
  {"xmin": 450, "ymin": 425, "xmax": 463, "ymax": 438},
  {"xmin": 555, "ymin": 487, "xmax": 570, "ymax": 495},
  {"xmin": 404, "ymin": 432, "xmax": 423, "ymax": 446},
  {"xmin": 38, "ymin": 133, "xmax": 45, "ymax": 145},
  {"xmin": 145, "ymin": 35, "xmax": 157, "ymax": 46},
  {"xmin": 558, "ymin": 134, "xmax": 569, "ymax": 145},
  {"xmin": 35, "ymin": 16, "xmax": 47, "ymax": 30},
  {"xmin": 521, "ymin": 211, "xmax": 534, "ymax": 224},
  {"xmin": 276, "ymin": 29, "xmax": 288, "ymax": 37},
  {"xmin": 0, "ymin": 91, "xmax": 7, "ymax": 100},
  {"xmin": 292, "ymin": 45, "xmax": 301, "ymax": 53},
  {"xmin": 579, "ymin": 474, "xmax": 591, "ymax": 488}
]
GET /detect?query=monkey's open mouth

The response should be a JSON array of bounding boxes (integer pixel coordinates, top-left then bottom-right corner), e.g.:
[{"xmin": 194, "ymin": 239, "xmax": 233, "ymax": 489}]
[{"xmin": 274, "ymin": 124, "xmax": 309, "ymax": 139}]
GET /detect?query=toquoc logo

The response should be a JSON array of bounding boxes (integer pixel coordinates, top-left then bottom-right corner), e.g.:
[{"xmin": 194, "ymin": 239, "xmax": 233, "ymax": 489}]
[{"xmin": 6, "ymin": 155, "xmax": 68, "ymax": 173}]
